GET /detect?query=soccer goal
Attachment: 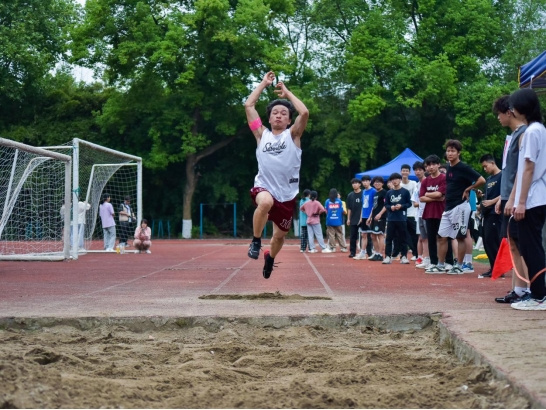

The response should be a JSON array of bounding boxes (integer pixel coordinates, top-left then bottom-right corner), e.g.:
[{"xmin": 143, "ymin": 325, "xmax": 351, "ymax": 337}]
[
  {"xmin": 0, "ymin": 138, "xmax": 72, "ymax": 261},
  {"xmin": 43, "ymin": 139, "xmax": 142, "ymax": 258}
]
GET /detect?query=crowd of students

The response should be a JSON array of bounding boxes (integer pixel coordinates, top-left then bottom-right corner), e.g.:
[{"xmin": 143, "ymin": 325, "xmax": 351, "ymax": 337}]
[{"xmin": 298, "ymin": 88, "xmax": 546, "ymax": 311}]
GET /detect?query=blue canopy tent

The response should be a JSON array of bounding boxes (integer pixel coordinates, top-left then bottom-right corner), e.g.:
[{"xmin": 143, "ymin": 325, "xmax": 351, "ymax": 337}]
[
  {"xmin": 355, "ymin": 148, "xmax": 423, "ymax": 182},
  {"xmin": 519, "ymin": 51, "xmax": 546, "ymax": 90}
]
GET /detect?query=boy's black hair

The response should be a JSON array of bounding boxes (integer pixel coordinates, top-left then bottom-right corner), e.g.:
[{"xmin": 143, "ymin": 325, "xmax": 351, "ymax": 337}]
[
  {"xmin": 400, "ymin": 164, "xmax": 411, "ymax": 171},
  {"xmin": 372, "ymin": 176, "xmax": 384, "ymax": 184},
  {"xmin": 424, "ymin": 154, "xmax": 441, "ymax": 165},
  {"xmin": 509, "ymin": 88, "xmax": 543, "ymax": 124},
  {"xmin": 302, "ymin": 189, "xmax": 311, "ymax": 197},
  {"xmin": 310, "ymin": 190, "xmax": 318, "ymax": 200},
  {"xmin": 479, "ymin": 154, "xmax": 496, "ymax": 163},
  {"xmin": 388, "ymin": 172, "xmax": 402, "ymax": 181},
  {"xmin": 412, "ymin": 161, "xmax": 425, "ymax": 171},
  {"xmin": 445, "ymin": 139, "xmax": 463, "ymax": 152},
  {"xmin": 360, "ymin": 175, "xmax": 372, "ymax": 182},
  {"xmin": 266, "ymin": 99, "xmax": 295, "ymax": 120},
  {"xmin": 492, "ymin": 95, "xmax": 510, "ymax": 115},
  {"xmin": 329, "ymin": 188, "xmax": 338, "ymax": 202},
  {"xmin": 350, "ymin": 178, "xmax": 362, "ymax": 185}
]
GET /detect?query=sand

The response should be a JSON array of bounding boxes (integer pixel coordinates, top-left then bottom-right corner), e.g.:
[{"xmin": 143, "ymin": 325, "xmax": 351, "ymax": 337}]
[{"xmin": 0, "ymin": 319, "xmax": 530, "ymax": 409}]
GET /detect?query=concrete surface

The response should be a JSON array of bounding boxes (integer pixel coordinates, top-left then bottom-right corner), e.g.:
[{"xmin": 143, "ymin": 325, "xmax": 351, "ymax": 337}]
[{"xmin": 1, "ymin": 239, "xmax": 545, "ymax": 407}]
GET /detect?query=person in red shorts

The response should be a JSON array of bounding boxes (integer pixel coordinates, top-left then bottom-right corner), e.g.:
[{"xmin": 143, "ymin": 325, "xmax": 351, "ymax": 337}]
[{"xmin": 244, "ymin": 71, "xmax": 310, "ymax": 279}]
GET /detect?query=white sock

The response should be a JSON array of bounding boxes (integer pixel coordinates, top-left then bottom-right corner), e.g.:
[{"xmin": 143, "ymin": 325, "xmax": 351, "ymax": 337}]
[
  {"xmin": 464, "ymin": 254, "xmax": 473, "ymax": 264},
  {"xmin": 514, "ymin": 287, "xmax": 530, "ymax": 296}
]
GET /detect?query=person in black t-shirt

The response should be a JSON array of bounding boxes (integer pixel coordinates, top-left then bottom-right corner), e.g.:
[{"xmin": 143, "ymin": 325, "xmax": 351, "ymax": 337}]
[
  {"xmin": 437, "ymin": 140, "xmax": 485, "ymax": 274},
  {"xmin": 368, "ymin": 176, "xmax": 387, "ymax": 261},
  {"xmin": 478, "ymin": 154, "xmax": 502, "ymax": 277}
]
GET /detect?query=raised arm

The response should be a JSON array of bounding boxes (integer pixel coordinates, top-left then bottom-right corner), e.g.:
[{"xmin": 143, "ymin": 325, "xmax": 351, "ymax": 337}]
[
  {"xmin": 273, "ymin": 81, "xmax": 309, "ymax": 142},
  {"xmin": 244, "ymin": 71, "xmax": 275, "ymax": 143}
]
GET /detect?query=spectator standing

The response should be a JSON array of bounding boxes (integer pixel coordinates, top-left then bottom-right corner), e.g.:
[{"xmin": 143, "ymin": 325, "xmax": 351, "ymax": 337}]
[
  {"xmin": 300, "ymin": 191, "xmax": 329, "ymax": 253},
  {"xmin": 354, "ymin": 175, "xmax": 375, "ymax": 260},
  {"xmin": 299, "ymin": 189, "xmax": 311, "ymax": 253},
  {"xmin": 99, "ymin": 193, "xmax": 116, "ymax": 252},
  {"xmin": 346, "ymin": 178, "xmax": 363, "ymax": 258},
  {"xmin": 400, "ymin": 164, "xmax": 418, "ymax": 260},
  {"xmin": 325, "ymin": 188, "xmax": 348, "ymax": 252},
  {"xmin": 368, "ymin": 176, "xmax": 387, "ymax": 261},
  {"xmin": 382, "ymin": 173, "xmax": 411, "ymax": 264}
]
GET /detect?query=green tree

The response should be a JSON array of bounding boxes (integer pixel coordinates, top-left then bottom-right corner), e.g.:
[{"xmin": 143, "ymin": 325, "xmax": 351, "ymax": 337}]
[
  {"xmin": 0, "ymin": 0, "xmax": 78, "ymax": 134},
  {"xmin": 70, "ymin": 0, "xmax": 293, "ymax": 237}
]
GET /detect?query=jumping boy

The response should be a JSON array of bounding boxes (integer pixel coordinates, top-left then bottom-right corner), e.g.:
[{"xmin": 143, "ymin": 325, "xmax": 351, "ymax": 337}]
[{"xmin": 245, "ymin": 71, "xmax": 309, "ymax": 279}]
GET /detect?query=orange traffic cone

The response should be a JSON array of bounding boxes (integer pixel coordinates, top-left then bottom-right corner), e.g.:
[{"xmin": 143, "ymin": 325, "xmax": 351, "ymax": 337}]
[{"xmin": 491, "ymin": 238, "xmax": 513, "ymax": 280}]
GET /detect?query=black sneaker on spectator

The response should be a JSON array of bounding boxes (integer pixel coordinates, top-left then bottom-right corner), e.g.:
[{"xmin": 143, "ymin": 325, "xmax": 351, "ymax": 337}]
[{"xmin": 495, "ymin": 290, "xmax": 528, "ymax": 304}]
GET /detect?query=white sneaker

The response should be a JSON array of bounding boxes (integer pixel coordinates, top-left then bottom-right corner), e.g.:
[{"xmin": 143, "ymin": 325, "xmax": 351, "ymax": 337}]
[
  {"xmin": 382, "ymin": 256, "xmax": 392, "ymax": 264},
  {"xmin": 322, "ymin": 248, "xmax": 334, "ymax": 253},
  {"xmin": 410, "ymin": 255, "xmax": 417, "ymax": 261},
  {"xmin": 416, "ymin": 258, "xmax": 431, "ymax": 269},
  {"xmin": 308, "ymin": 249, "xmax": 318, "ymax": 253},
  {"xmin": 443, "ymin": 263, "xmax": 453, "ymax": 272},
  {"xmin": 300, "ymin": 250, "xmax": 305, "ymax": 253},
  {"xmin": 145, "ymin": 250, "xmax": 151, "ymax": 254},
  {"xmin": 353, "ymin": 252, "xmax": 367, "ymax": 260},
  {"xmin": 340, "ymin": 248, "xmax": 348, "ymax": 253},
  {"xmin": 511, "ymin": 296, "xmax": 546, "ymax": 310},
  {"xmin": 400, "ymin": 256, "xmax": 410, "ymax": 264}
]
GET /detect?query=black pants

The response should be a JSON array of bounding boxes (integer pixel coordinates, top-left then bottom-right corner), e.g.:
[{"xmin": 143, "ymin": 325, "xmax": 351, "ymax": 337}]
[
  {"xmin": 349, "ymin": 225, "xmax": 359, "ymax": 256},
  {"xmin": 425, "ymin": 218, "xmax": 454, "ymax": 265},
  {"xmin": 119, "ymin": 221, "xmax": 131, "ymax": 245},
  {"xmin": 385, "ymin": 221, "xmax": 409, "ymax": 258},
  {"xmin": 516, "ymin": 205, "xmax": 546, "ymax": 299},
  {"xmin": 482, "ymin": 212, "xmax": 502, "ymax": 270}
]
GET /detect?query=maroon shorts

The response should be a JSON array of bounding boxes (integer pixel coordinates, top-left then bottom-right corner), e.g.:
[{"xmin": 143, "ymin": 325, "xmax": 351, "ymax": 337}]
[{"xmin": 250, "ymin": 187, "xmax": 295, "ymax": 232}]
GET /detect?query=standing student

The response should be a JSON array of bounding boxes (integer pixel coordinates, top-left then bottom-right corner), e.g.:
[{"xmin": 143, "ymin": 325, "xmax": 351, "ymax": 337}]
[
  {"xmin": 354, "ymin": 175, "xmax": 375, "ymax": 260},
  {"xmin": 492, "ymin": 95, "xmax": 530, "ymax": 303},
  {"xmin": 299, "ymin": 189, "xmax": 311, "ymax": 253},
  {"xmin": 324, "ymin": 188, "xmax": 347, "ymax": 252},
  {"xmin": 508, "ymin": 89, "xmax": 546, "ymax": 311},
  {"xmin": 245, "ymin": 71, "xmax": 309, "ymax": 279},
  {"xmin": 300, "ymin": 191, "xmax": 329, "ymax": 253},
  {"xmin": 478, "ymin": 154, "xmax": 502, "ymax": 278},
  {"xmin": 400, "ymin": 164, "xmax": 418, "ymax": 259},
  {"xmin": 368, "ymin": 176, "xmax": 387, "ymax": 261},
  {"xmin": 119, "ymin": 196, "xmax": 135, "ymax": 248},
  {"xmin": 437, "ymin": 140, "xmax": 485, "ymax": 274},
  {"xmin": 346, "ymin": 178, "xmax": 363, "ymax": 258},
  {"xmin": 419, "ymin": 155, "xmax": 446, "ymax": 273},
  {"xmin": 382, "ymin": 173, "xmax": 411, "ymax": 264},
  {"xmin": 99, "ymin": 193, "xmax": 116, "ymax": 252},
  {"xmin": 412, "ymin": 161, "xmax": 430, "ymax": 268}
]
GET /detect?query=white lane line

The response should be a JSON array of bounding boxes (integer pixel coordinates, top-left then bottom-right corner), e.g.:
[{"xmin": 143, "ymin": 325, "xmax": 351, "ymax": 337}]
[
  {"xmin": 210, "ymin": 259, "xmax": 252, "ymax": 294},
  {"xmin": 304, "ymin": 253, "xmax": 335, "ymax": 298}
]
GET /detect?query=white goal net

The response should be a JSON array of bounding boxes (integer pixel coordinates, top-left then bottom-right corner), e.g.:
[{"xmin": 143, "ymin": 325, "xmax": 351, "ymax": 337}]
[
  {"xmin": 45, "ymin": 139, "xmax": 142, "ymax": 258},
  {"xmin": 0, "ymin": 138, "xmax": 72, "ymax": 261}
]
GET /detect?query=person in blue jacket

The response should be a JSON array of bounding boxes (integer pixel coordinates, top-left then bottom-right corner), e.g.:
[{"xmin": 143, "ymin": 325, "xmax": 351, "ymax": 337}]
[{"xmin": 324, "ymin": 188, "xmax": 348, "ymax": 252}]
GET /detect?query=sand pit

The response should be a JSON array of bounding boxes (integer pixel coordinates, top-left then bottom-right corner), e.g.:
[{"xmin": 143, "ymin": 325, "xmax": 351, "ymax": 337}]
[{"xmin": 0, "ymin": 317, "xmax": 529, "ymax": 408}]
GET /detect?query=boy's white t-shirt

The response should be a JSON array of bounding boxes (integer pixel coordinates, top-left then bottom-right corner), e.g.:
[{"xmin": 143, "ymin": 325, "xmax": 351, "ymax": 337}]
[
  {"xmin": 514, "ymin": 121, "xmax": 546, "ymax": 209},
  {"xmin": 401, "ymin": 179, "xmax": 417, "ymax": 217},
  {"xmin": 254, "ymin": 128, "xmax": 302, "ymax": 202}
]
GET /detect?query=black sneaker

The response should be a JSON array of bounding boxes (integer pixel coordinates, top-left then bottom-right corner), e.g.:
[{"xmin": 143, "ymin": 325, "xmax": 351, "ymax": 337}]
[
  {"xmin": 372, "ymin": 254, "xmax": 383, "ymax": 262},
  {"xmin": 348, "ymin": 254, "xmax": 355, "ymax": 258},
  {"xmin": 263, "ymin": 250, "xmax": 275, "ymax": 279},
  {"xmin": 248, "ymin": 240, "xmax": 261, "ymax": 259},
  {"xmin": 495, "ymin": 290, "xmax": 528, "ymax": 304},
  {"xmin": 478, "ymin": 270, "xmax": 492, "ymax": 279}
]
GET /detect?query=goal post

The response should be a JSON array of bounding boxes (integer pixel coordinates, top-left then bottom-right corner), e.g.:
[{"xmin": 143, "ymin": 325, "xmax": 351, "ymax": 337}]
[
  {"xmin": 0, "ymin": 137, "xmax": 72, "ymax": 261},
  {"xmin": 43, "ymin": 138, "xmax": 142, "ymax": 258}
]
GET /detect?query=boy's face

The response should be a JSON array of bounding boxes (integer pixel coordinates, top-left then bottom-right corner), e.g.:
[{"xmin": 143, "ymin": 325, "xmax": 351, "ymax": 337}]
[
  {"xmin": 414, "ymin": 168, "xmax": 425, "ymax": 180},
  {"xmin": 401, "ymin": 168, "xmax": 410, "ymax": 179},
  {"xmin": 373, "ymin": 180, "xmax": 383, "ymax": 190},
  {"xmin": 362, "ymin": 179, "xmax": 371, "ymax": 189},
  {"xmin": 426, "ymin": 162, "xmax": 440, "ymax": 175},
  {"xmin": 352, "ymin": 181, "xmax": 362, "ymax": 191},
  {"xmin": 445, "ymin": 146, "xmax": 460, "ymax": 162},
  {"xmin": 269, "ymin": 104, "xmax": 291, "ymax": 130},
  {"xmin": 391, "ymin": 178, "xmax": 401, "ymax": 188},
  {"xmin": 481, "ymin": 161, "xmax": 496, "ymax": 175},
  {"xmin": 497, "ymin": 110, "xmax": 511, "ymax": 127}
]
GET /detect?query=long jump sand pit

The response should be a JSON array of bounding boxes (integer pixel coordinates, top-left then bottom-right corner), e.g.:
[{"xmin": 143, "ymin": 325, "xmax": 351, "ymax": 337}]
[{"xmin": 0, "ymin": 314, "xmax": 529, "ymax": 409}]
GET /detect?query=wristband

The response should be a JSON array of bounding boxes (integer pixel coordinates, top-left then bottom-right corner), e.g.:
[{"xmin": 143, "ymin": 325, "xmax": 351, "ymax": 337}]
[{"xmin": 249, "ymin": 117, "xmax": 262, "ymax": 131}]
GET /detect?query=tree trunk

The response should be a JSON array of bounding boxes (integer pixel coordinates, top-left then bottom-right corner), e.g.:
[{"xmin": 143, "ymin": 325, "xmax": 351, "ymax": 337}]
[{"xmin": 181, "ymin": 136, "xmax": 237, "ymax": 238}]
